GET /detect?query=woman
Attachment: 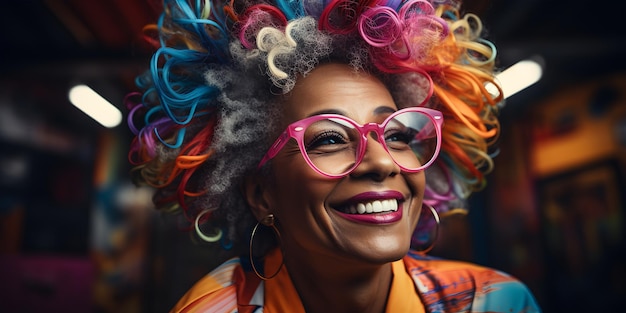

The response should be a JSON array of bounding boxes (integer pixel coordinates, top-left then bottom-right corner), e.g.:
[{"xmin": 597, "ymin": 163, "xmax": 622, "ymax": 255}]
[{"xmin": 127, "ymin": 0, "xmax": 541, "ymax": 312}]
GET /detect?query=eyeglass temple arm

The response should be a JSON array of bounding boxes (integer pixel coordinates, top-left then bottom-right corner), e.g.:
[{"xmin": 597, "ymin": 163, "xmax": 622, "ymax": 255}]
[{"xmin": 257, "ymin": 130, "xmax": 291, "ymax": 169}]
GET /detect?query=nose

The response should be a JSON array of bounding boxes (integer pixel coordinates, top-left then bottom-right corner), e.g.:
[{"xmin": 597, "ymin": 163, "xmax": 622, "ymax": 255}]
[{"xmin": 349, "ymin": 131, "xmax": 401, "ymax": 180}]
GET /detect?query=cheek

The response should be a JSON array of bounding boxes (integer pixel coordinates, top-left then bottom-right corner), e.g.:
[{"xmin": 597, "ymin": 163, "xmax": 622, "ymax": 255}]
[
  {"xmin": 407, "ymin": 171, "xmax": 426, "ymax": 197},
  {"xmin": 268, "ymin": 163, "xmax": 339, "ymax": 247},
  {"xmin": 268, "ymin": 158, "xmax": 332, "ymax": 213},
  {"xmin": 406, "ymin": 172, "xmax": 426, "ymax": 225}
]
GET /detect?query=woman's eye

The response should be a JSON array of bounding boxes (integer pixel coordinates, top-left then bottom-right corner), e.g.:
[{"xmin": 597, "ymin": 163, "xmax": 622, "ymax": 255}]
[
  {"xmin": 306, "ymin": 131, "xmax": 348, "ymax": 151},
  {"xmin": 385, "ymin": 130, "xmax": 415, "ymax": 144}
]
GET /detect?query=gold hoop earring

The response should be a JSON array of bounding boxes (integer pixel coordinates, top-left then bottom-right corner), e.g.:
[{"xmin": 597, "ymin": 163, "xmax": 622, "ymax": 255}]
[
  {"xmin": 194, "ymin": 209, "xmax": 223, "ymax": 242},
  {"xmin": 249, "ymin": 214, "xmax": 284, "ymax": 280},
  {"xmin": 412, "ymin": 204, "xmax": 440, "ymax": 254}
]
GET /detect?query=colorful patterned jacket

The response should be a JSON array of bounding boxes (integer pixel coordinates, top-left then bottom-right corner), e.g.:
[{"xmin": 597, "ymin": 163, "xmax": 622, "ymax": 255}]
[{"xmin": 171, "ymin": 249, "xmax": 541, "ymax": 313}]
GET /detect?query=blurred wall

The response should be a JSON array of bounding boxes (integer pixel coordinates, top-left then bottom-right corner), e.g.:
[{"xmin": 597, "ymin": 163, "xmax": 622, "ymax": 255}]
[{"xmin": 485, "ymin": 73, "xmax": 626, "ymax": 312}]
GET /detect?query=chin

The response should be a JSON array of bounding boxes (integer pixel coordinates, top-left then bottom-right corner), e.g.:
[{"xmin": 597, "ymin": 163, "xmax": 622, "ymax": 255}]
[{"xmin": 352, "ymin": 237, "xmax": 411, "ymax": 264}]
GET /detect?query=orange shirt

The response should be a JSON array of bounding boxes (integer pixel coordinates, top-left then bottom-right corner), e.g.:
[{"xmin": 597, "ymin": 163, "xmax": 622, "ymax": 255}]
[{"xmin": 261, "ymin": 249, "xmax": 425, "ymax": 313}]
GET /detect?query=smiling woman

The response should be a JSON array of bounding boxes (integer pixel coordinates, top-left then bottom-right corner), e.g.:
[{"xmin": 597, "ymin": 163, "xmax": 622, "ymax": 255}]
[
  {"xmin": 126, "ymin": 0, "xmax": 541, "ymax": 312},
  {"xmin": 248, "ymin": 64, "xmax": 429, "ymax": 270}
]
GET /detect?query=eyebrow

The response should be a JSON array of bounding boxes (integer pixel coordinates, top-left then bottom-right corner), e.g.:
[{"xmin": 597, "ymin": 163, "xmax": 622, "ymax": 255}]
[
  {"xmin": 306, "ymin": 106, "xmax": 396, "ymax": 118},
  {"xmin": 374, "ymin": 106, "xmax": 396, "ymax": 114},
  {"xmin": 306, "ymin": 109, "xmax": 344, "ymax": 117}
]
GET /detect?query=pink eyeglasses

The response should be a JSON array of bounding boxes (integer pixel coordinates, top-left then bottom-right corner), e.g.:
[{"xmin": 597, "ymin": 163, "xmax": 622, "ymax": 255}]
[{"xmin": 258, "ymin": 107, "xmax": 444, "ymax": 178}]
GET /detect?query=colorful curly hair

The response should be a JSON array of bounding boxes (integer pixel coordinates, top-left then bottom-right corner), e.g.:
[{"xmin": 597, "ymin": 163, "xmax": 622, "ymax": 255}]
[{"xmin": 126, "ymin": 0, "xmax": 502, "ymax": 250}]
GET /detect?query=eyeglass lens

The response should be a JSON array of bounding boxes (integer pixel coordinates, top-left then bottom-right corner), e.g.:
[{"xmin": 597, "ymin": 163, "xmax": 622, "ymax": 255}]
[{"xmin": 302, "ymin": 111, "xmax": 439, "ymax": 176}]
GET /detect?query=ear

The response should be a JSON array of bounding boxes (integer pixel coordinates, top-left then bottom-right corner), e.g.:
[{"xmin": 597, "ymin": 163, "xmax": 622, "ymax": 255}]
[{"xmin": 243, "ymin": 172, "xmax": 274, "ymax": 222}]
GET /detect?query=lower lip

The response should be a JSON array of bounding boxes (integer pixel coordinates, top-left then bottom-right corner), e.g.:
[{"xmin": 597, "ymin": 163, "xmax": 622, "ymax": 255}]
[{"xmin": 335, "ymin": 204, "xmax": 404, "ymax": 224}]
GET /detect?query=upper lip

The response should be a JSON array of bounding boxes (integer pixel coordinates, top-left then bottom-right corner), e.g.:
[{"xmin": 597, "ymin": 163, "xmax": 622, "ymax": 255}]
[{"xmin": 343, "ymin": 190, "xmax": 405, "ymax": 204}]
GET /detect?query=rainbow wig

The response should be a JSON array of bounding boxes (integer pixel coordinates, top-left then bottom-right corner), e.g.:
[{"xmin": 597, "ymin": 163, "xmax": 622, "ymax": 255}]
[{"xmin": 127, "ymin": 0, "xmax": 503, "ymax": 250}]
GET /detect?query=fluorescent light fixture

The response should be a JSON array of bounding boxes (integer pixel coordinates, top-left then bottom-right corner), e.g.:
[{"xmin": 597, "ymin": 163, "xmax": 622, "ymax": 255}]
[
  {"xmin": 69, "ymin": 84, "xmax": 122, "ymax": 128},
  {"xmin": 487, "ymin": 57, "xmax": 544, "ymax": 99}
]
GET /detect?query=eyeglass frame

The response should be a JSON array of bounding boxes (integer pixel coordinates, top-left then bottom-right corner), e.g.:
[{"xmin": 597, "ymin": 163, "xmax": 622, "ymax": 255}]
[{"xmin": 257, "ymin": 107, "xmax": 444, "ymax": 178}]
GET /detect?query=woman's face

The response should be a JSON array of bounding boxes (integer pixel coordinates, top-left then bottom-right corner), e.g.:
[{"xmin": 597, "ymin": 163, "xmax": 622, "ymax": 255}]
[{"xmin": 259, "ymin": 63, "xmax": 425, "ymax": 266}]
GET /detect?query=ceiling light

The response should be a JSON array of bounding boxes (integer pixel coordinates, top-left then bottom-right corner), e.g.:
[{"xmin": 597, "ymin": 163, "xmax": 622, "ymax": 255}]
[
  {"xmin": 486, "ymin": 57, "xmax": 544, "ymax": 99},
  {"xmin": 69, "ymin": 84, "xmax": 122, "ymax": 128}
]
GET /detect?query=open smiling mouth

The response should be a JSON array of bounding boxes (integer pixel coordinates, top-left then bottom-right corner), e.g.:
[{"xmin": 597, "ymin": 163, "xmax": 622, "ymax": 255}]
[
  {"xmin": 335, "ymin": 199, "xmax": 404, "ymax": 224},
  {"xmin": 342, "ymin": 199, "xmax": 399, "ymax": 214},
  {"xmin": 333, "ymin": 191, "xmax": 405, "ymax": 223}
]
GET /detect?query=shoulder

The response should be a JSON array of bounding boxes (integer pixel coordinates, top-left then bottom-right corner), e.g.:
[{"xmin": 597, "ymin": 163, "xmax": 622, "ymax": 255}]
[
  {"xmin": 404, "ymin": 251, "xmax": 541, "ymax": 313},
  {"xmin": 170, "ymin": 257, "xmax": 258, "ymax": 313}
]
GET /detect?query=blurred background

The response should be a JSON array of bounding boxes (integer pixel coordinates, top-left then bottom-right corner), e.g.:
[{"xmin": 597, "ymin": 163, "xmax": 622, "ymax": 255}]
[{"xmin": 0, "ymin": 0, "xmax": 624, "ymax": 312}]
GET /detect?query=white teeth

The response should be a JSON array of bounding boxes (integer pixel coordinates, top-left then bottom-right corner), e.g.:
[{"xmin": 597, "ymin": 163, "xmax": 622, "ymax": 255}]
[
  {"xmin": 348, "ymin": 199, "xmax": 398, "ymax": 214},
  {"xmin": 373, "ymin": 201, "xmax": 382, "ymax": 212}
]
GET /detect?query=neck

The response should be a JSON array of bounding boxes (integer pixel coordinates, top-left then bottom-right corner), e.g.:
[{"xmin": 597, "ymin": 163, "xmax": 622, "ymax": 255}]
[{"xmin": 283, "ymin": 251, "xmax": 394, "ymax": 313}]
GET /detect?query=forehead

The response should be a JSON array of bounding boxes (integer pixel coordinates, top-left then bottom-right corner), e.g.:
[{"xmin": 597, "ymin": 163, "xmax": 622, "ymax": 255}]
[{"xmin": 280, "ymin": 63, "xmax": 397, "ymax": 123}]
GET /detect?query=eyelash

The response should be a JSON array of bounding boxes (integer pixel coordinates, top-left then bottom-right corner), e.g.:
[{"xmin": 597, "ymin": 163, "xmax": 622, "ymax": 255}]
[
  {"xmin": 307, "ymin": 130, "xmax": 348, "ymax": 149},
  {"xmin": 385, "ymin": 129, "xmax": 413, "ymax": 143}
]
